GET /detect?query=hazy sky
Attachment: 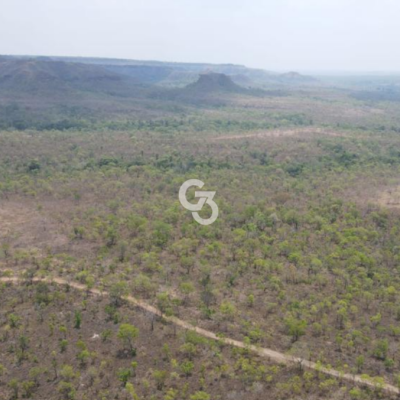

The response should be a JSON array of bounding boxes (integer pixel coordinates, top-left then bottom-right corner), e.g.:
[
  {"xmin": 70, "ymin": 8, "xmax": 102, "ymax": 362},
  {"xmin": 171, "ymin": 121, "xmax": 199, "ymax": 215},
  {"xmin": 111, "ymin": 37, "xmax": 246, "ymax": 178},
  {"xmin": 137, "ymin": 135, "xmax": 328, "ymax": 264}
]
[{"xmin": 1, "ymin": 0, "xmax": 400, "ymax": 72}]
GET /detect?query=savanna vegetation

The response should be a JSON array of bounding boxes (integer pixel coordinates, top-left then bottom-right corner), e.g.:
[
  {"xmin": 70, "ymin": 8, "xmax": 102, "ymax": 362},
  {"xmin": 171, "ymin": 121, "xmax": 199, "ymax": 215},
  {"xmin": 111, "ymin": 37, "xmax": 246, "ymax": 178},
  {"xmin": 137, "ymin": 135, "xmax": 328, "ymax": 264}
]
[{"xmin": 2, "ymin": 58, "xmax": 400, "ymax": 399}]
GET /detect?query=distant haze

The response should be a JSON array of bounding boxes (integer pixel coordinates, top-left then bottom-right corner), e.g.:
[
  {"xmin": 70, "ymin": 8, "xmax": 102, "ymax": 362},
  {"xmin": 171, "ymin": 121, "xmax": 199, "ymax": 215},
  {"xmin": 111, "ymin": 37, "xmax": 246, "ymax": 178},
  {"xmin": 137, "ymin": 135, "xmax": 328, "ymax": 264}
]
[{"xmin": 1, "ymin": 0, "xmax": 400, "ymax": 73}]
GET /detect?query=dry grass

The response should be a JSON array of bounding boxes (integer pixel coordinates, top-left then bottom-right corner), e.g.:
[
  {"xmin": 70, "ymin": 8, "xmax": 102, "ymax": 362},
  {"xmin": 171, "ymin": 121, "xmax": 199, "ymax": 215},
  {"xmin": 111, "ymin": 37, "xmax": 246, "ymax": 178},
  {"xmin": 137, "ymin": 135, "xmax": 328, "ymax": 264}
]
[
  {"xmin": 376, "ymin": 186, "xmax": 400, "ymax": 209},
  {"xmin": 0, "ymin": 200, "xmax": 69, "ymax": 254}
]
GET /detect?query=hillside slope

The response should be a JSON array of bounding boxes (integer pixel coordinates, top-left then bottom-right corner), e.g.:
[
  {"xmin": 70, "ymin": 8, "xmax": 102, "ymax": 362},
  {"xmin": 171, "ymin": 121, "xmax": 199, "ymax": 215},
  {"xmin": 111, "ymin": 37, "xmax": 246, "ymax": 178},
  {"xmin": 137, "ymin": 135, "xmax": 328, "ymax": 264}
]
[
  {"xmin": 0, "ymin": 58, "xmax": 142, "ymax": 96},
  {"xmin": 1, "ymin": 55, "xmax": 318, "ymax": 88}
]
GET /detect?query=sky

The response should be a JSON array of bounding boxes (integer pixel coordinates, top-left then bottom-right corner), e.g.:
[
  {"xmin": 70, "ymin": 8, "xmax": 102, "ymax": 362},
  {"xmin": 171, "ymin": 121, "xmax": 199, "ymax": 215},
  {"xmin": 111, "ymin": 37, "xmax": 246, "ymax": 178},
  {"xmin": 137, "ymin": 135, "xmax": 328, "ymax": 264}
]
[{"xmin": 1, "ymin": 0, "xmax": 400, "ymax": 73}]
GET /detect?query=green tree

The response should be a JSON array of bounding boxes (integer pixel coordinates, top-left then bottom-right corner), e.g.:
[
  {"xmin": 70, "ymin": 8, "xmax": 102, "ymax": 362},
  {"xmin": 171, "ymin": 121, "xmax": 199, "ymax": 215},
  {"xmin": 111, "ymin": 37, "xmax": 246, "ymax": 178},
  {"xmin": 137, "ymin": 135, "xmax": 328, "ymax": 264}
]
[
  {"xmin": 74, "ymin": 310, "xmax": 82, "ymax": 329},
  {"xmin": 8, "ymin": 379, "xmax": 19, "ymax": 400},
  {"xmin": 356, "ymin": 355, "xmax": 364, "ymax": 373},
  {"xmin": 110, "ymin": 281, "xmax": 129, "ymax": 306},
  {"xmin": 372, "ymin": 339, "xmax": 389, "ymax": 360},
  {"xmin": 117, "ymin": 324, "xmax": 139, "ymax": 355},
  {"xmin": 117, "ymin": 368, "xmax": 132, "ymax": 386},
  {"xmin": 190, "ymin": 391, "xmax": 211, "ymax": 400},
  {"xmin": 152, "ymin": 222, "xmax": 172, "ymax": 247},
  {"xmin": 153, "ymin": 370, "xmax": 167, "ymax": 390},
  {"xmin": 285, "ymin": 316, "xmax": 307, "ymax": 342},
  {"xmin": 180, "ymin": 361, "xmax": 194, "ymax": 377}
]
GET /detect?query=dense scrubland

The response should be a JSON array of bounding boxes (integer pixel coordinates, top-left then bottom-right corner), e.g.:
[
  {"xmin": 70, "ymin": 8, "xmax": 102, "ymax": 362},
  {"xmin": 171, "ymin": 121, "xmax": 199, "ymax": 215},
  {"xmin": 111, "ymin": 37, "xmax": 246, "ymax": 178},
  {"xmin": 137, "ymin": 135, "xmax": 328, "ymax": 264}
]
[{"xmin": 2, "ymin": 58, "xmax": 400, "ymax": 399}]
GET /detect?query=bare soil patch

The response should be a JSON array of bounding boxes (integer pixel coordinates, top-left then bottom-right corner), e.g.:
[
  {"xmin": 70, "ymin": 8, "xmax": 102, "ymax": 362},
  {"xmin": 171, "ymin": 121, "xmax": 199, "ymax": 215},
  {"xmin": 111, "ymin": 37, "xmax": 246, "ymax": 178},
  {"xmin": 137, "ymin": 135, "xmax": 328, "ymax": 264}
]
[
  {"xmin": 376, "ymin": 186, "xmax": 400, "ymax": 209},
  {"xmin": 0, "ymin": 200, "xmax": 69, "ymax": 254}
]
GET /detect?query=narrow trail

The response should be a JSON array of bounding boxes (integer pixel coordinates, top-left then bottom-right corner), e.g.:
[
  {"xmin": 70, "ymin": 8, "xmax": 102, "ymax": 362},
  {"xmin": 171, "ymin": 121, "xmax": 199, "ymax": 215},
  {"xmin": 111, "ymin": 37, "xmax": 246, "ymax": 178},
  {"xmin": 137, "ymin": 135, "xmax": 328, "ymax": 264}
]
[{"xmin": 1, "ymin": 275, "xmax": 399, "ymax": 395}]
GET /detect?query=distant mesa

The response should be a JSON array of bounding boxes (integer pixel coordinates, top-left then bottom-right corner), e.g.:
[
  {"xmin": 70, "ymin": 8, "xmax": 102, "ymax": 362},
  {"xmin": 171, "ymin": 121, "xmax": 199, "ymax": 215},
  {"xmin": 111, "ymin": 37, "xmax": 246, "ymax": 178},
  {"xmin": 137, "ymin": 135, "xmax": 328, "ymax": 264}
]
[
  {"xmin": 184, "ymin": 72, "xmax": 245, "ymax": 94},
  {"xmin": 279, "ymin": 71, "xmax": 317, "ymax": 83}
]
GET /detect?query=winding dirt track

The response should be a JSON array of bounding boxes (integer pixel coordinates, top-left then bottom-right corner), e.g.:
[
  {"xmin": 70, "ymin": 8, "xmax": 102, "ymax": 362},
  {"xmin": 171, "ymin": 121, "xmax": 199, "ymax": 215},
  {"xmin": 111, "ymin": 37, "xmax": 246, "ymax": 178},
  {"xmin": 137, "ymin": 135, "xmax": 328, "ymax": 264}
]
[{"xmin": 1, "ymin": 275, "xmax": 398, "ymax": 395}]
